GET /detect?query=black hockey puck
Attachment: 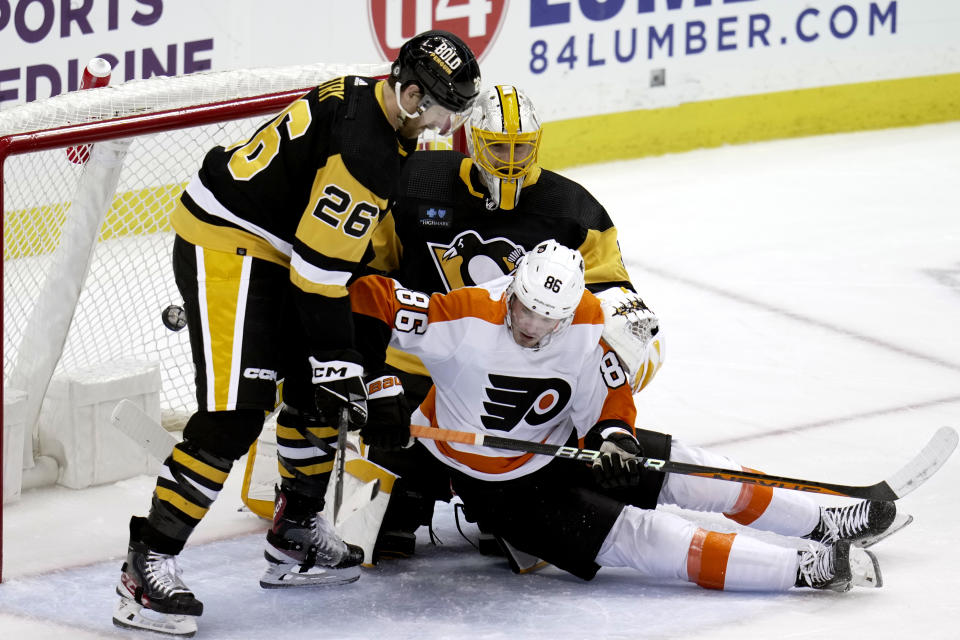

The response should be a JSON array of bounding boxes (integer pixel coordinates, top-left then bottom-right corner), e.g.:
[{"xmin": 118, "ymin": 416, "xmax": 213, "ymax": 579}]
[{"xmin": 162, "ymin": 304, "xmax": 187, "ymax": 331}]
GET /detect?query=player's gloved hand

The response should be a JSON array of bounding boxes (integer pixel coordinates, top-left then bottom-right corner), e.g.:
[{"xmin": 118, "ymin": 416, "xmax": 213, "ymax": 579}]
[
  {"xmin": 309, "ymin": 356, "xmax": 367, "ymax": 430},
  {"xmin": 586, "ymin": 421, "xmax": 643, "ymax": 489},
  {"xmin": 597, "ymin": 287, "xmax": 663, "ymax": 394},
  {"xmin": 597, "ymin": 287, "xmax": 659, "ymax": 342},
  {"xmin": 361, "ymin": 374, "xmax": 412, "ymax": 450}
]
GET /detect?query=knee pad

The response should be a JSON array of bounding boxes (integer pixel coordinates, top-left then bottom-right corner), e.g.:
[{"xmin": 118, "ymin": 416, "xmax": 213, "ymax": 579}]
[{"xmin": 182, "ymin": 409, "xmax": 265, "ymax": 461}]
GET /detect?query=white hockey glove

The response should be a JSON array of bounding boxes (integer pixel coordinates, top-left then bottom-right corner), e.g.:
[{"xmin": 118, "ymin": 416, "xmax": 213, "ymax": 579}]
[
  {"xmin": 361, "ymin": 374, "xmax": 412, "ymax": 450},
  {"xmin": 596, "ymin": 286, "xmax": 664, "ymax": 394},
  {"xmin": 586, "ymin": 422, "xmax": 642, "ymax": 490},
  {"xmin": 310, "ymin": 356, "xmax": 367, "ymax": 430}
]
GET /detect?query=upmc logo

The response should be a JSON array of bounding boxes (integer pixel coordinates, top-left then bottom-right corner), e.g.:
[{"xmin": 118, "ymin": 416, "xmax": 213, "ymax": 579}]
[{"xmin": 368, "ymin": 0, "xmax": 508, "ymax": 61}]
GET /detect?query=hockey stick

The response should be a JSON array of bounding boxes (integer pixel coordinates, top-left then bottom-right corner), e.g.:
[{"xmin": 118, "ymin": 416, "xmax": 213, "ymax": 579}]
[
  {"xmin": 332, "ymin": 405, "xmax": 350, "ymax": 524},
  {"xmin": 110, "ymin": 399, "xmax": 176, "ymax": 461},
  {"xmin": 409, "ymin": 424, "xmax": 958, "ymax": 501}
]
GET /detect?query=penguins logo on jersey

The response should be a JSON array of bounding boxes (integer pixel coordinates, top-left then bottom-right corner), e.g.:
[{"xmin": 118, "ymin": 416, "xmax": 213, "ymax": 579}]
[
  {"xmin": 481, "ymin": 374, "xmax": 572, "ymax": 432},
  {"xmin": 427, "ymin": 230, "xmax": 526, "ymax": 291}
]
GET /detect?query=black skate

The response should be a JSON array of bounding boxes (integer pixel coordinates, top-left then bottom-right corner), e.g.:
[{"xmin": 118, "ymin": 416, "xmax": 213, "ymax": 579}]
[
  {"xmin": 795, "ymin": 539, "xmax": 882, "ymax": 592},
  {"xmin": 260, "ymin": 487, "xmax": 364, "ymax": 588},
  {"xmin": 375, "ymin": 529, "xmax": 417, "ymax": 559},
  {"xmin": 806, "ymin": 500, "xmax": 911, "ymax": 548},
  {"xmin": 112, "ymin": 539, "xmax": 203, "ymax": 637}
]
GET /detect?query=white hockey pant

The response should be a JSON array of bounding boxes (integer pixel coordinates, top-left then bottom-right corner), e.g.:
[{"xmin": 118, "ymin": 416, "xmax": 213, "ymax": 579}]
[{"xmin": 594, "ymin": 439, "xmax": 823, "ymax": 591}]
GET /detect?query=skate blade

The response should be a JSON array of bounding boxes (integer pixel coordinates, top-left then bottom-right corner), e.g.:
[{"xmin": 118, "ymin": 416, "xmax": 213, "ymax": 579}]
[
  {"xmin": 112, "ymin": 597, "xmax": 199, "ymax": 637},
  {"xmin": 858, "ymin": 512, "xmax": 913, "ymax": 548},
  {"xmin": 850, "ymin": 547, "xmax": 883, "ymax": 588},
  {"xmin": 259, "ymin": 562, "xmax": 361, "ymax": 589},
  {"xmin": 499, "ymin": 537, "xmax": 550, "ymax": 575}
]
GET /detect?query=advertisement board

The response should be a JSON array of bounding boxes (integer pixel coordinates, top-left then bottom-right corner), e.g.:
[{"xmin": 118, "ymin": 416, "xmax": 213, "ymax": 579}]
[{"xmin": 2, "ymin": 1, "xmax": 959, "ymax": 162}]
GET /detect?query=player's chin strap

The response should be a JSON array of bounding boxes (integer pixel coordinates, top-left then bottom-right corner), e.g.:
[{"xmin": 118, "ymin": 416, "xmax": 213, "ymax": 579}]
[
  {"xmin": 394, "ymin": 81, "xmax": 422, "ymax": 123},
  {"xmin": 596, "ymin": 287, "xmax": 663, "ymax": 393}
]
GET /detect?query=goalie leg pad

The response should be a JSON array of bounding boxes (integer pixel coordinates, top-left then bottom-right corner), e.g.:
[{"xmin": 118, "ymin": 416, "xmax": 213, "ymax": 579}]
[{"xmin": 322, "ymin": 437, "xmax": 399, "ymax": 565}]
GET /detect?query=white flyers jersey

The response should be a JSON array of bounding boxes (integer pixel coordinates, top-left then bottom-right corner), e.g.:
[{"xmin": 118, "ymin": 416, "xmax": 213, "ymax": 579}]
[{"xmin": 350, "ymin": 274, "xmax": 637, "ymax": 481}]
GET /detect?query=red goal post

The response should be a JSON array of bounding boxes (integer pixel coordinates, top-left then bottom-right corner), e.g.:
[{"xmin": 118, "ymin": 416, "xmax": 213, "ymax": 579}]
[{"xmin": 0, "ymin": 60, "xmax": 464, "ymax": 583}]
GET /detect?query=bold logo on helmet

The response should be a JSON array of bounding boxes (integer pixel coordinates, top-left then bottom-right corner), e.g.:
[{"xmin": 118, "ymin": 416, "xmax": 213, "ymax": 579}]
[
  {"xmin": 427, "ymin": 230, "xmax": 525, "ymax": 291},
  {"xmin": 430, "ymin": 40, "xmax": 464, "ymax": 75},
  {"xmin": 368, "ymin": 0, "xmax": 508, "ymax": 62},
  {"xmin": 481, "ymin": 374, "xmax": 572, "ymax": 432}
]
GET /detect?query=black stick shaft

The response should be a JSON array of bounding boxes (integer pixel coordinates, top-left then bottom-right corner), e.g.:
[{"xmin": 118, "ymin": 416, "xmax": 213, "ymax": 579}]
[{"xmin": 411, "ymin": 425, "xmax": 897, "ymax": 500}]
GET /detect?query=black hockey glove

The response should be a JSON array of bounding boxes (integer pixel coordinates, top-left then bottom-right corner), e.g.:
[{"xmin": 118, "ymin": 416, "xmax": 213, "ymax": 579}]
[
  {"xmin": 309, "ymin": 356, "xmax": 367, "ymax": 431},
  {"xmin": 360, "ymin": 374, "xmax": 412, "ymax": 450},
  {"xmin": 586, "ymin": 421, "xmax": 643, "ymax": 490}
]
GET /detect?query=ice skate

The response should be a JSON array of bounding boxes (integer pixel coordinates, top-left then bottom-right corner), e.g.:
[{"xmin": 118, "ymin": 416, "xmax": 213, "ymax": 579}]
[
  {"xmin": 375, "ymin": 529, "xmax": 417, "ymax": 559},
  {"xmin": 806, "ymin": 500, "xmax": 910, "ymax": 548},
  {"xmin": 496, "ymin": 535, "xmax": 549, "ymax": 574},
  {"xmin": 112, "ymin": 539, "xmax": 203, "ymax": 637},
  {"xmin": 795, "ymin": 539, "xmax": 882, "ymax": 592},
  {"xmin": 260, "ymin": 486, "xmax": 364, "ymax": 588}
]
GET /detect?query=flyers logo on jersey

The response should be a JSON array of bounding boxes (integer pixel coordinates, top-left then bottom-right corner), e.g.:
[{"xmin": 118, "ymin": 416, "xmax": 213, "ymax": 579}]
[
  {"xmin": 428, "ymin": 230, "xmax": 525, "ymax": 291},
  {"xmin": 368, "ymin": 0, "xmax": 508, "ymax": 62},
  {"xmin": 481, "ymin": 374, "xmax": 572, "ymax": 432}
]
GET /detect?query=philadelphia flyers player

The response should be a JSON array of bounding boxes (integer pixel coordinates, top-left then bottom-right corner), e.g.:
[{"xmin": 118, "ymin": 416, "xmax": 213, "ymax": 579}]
[
  {"xmin": 112, "ymin": 31, "xmax": 481, "ymax": 636},
  {"xmin": 350, "ymin": 240, "xmax": 899, "ymax": 593},
  {"xmin": 362, "ymin": 85, "xmax": 662, "ymax": 558}
]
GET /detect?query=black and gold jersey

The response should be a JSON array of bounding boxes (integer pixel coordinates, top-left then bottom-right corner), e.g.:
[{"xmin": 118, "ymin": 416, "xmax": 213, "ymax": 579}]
[
  {"xmin": 172, "ymin": 76, "xmax": 417, "ymax": 356},
  {"xmin": 371, "ymin": 149, "xmax": 632, "ymax": 295},
  {"xmin": 368, "ymin": 149, "xmax": 632, "ymax": 376}
]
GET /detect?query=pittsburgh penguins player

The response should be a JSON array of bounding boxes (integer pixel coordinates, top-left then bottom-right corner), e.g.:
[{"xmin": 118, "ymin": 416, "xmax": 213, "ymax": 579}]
[
  {"xmin": 360, "ymin": 85, "xmax": 663, "ymax": 560},
  {"xmin": 112, "ymin": 31, "xmax": 480, "ymax": 636}
]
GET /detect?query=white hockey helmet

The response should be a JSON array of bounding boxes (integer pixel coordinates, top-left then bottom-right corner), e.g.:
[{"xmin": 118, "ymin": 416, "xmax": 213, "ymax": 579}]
[
  {"xmin": 466, "ymin": 85, "xmax": 542, "ymax": 210},
  {"xmin": 506, "ymin": 240, "xmax": 585, "ymax": 348}
]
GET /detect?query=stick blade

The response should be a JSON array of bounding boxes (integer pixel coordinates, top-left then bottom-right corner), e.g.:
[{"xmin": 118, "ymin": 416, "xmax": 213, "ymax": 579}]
[
  {"xmin": 885, "ymin": 426, "xmax": 958, "ymax": 499},
  {"xmin": 110, "ymin": 399, "xmax": 177, "ymax": 462}
]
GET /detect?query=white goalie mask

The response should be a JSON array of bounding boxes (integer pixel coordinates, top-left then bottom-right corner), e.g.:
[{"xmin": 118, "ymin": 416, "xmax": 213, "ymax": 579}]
[
  {"xmin": 466, "ymin": 85, "xmax": 542, "ymax": 211},
  {"xmin": 506, "ymin": 240, "xmax": 585, "ymax": 349}
]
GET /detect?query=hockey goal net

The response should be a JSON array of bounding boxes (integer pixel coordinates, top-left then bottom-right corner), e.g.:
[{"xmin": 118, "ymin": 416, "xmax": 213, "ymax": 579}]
[{"xmin": 0, "ymin": 60, "xmax": 462, "ymax": 581}]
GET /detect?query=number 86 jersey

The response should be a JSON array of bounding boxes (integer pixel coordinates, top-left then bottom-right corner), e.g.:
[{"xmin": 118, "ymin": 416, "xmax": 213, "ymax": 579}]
[{"xmin": 350, "ymin": 274, "xmax": 638, "ymax": 481}]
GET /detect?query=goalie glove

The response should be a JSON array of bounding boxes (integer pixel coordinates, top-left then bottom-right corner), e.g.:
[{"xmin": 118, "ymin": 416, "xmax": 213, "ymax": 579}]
[
  {"xmin": 585, "ymin": 421, "xmax": 642, "ymax": 490},
  {"xmin": 361, "ymin": 374, "xmax": 412, "ymax": 450},
  {"xmin": 310, "ymin": 356, "xmax": 367, "ymax": 430},
  {"xmin": 596, "ymin": 286, "xmax": 664, "ymax": 394}
]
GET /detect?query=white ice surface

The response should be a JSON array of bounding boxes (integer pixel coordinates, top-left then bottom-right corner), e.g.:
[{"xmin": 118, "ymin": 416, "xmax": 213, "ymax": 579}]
[{"xmin": 2, "ymin": 122, "xmax": 959, "ymax": 639}]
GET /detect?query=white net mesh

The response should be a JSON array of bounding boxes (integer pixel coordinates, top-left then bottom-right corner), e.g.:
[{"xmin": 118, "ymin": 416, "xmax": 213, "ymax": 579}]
[
  {"xmin": 2, "ymin": 62, "xmax": 392, "ymax": 428},
  {"xmin": 0, "ymin": 63, "xmax": 391, "ymax": 135}
]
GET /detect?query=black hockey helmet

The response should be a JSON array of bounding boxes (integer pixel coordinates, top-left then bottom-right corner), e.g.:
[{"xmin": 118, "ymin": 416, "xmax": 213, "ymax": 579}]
[{"xmin": 391, "ymin": 30, "xmax": 481, "ymax": 113}]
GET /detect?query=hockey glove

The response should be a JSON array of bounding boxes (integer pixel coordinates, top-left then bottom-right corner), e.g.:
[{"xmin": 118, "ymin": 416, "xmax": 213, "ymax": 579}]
[
  {"xmin": 587, "ymin": 422, "xmax": 643, "ymax": 490},
  {"xmin": 361, "ymin": 374, "xmax": 412, "ymax": 450},
  {"xmin": 597, "ymin": 287, "xmax": 664, "ymax": 394},
  {"xmin": 310, "ymin": 356, "xmax": 367, "ymax": 430}
]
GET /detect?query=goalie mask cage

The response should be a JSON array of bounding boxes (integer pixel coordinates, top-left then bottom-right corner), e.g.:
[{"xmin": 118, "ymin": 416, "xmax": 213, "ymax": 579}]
[{"xmin": 0, "ymin": 61, "xmax": 465, "ymax": 582}]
